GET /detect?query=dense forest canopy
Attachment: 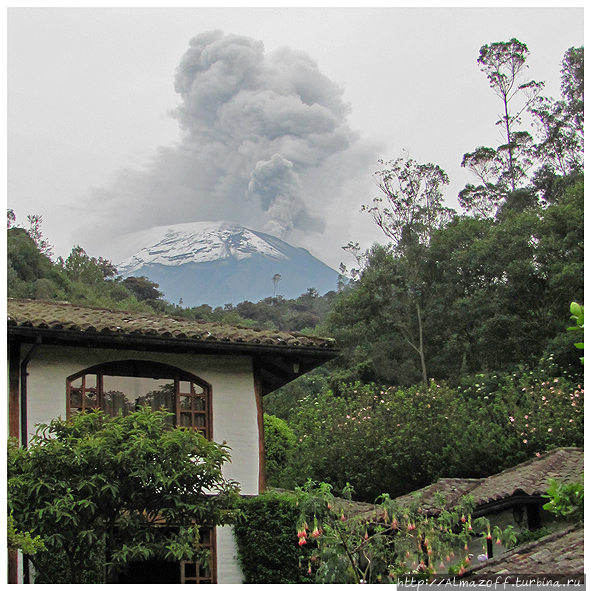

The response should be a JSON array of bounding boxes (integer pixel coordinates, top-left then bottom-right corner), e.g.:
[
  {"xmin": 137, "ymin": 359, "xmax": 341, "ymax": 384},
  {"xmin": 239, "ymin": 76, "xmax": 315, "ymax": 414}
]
[{"xmin": 8, "ymin": 40, "xmax": 583, "ymax": 503}]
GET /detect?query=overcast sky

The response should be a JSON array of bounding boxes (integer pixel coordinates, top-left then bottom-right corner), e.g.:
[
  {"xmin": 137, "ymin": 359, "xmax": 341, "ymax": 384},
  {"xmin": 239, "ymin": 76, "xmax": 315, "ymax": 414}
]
[{"xmin": 7, "ymin": 7, "xmax": 584, "ymax": 270}]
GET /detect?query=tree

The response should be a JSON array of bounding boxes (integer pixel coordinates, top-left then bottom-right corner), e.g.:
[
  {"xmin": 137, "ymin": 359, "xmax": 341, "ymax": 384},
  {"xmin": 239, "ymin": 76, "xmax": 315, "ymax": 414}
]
[
  {"xmin": 353, "ymin": 157, "xmax": 453, "ymax": 384},
  {"xmin": 272, "ymin": 274, "xmax": 282, "ymax": 297},
  {"xmin": 365, "ymin": 157, "xmax": 453, "ymax": 249},
  {"xmin": 530, "ymin": 47, "xmax": 584, "ymax": 188},
  {"xmin": 122, "ymin": 275, "xmax": 164, "ymax": 302},
  {"xmin": 7, "ymin": 208, "xmax": 16, "ymax": 229},
  {"xmin": 460, "ymin": 39, "xmax": 544, "ymax": 216},
  {"xmin": 63, "ymin": 246, "xmax": 108, "ymax": 286},
  {"xmin": 26, "ymin": 214, "xmax": 53, "ymax": 259},
  {"xmin": 8, "ymin": 408, "xmax": 240, "ymax": 583}
]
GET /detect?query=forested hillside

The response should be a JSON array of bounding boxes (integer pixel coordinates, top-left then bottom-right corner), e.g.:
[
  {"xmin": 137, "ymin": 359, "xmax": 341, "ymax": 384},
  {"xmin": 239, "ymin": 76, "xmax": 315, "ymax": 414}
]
[{"xmin": 8, "ymin": 40, "xmax": 583, "ymax": 504}]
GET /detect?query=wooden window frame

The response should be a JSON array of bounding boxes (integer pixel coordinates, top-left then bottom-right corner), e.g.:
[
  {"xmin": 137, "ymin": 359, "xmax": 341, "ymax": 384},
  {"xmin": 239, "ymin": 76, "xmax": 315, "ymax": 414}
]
[
  {"xmin": 181, "ymin": 527, "xmax": 217, "ymax": 584},
  {"xmin": 66, "ymin": 361, "xmax": 213, "ymax": 440}
]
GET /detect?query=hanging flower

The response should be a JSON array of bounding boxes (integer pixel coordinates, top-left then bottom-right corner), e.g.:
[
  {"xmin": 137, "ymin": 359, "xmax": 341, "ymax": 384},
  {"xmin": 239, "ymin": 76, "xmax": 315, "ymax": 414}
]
[
  {"xmin": 496, "ymin": 538, "xmax": 502, "ymax": 545},
  {"xmin": 299, "ymin": 537, "xmax": 307, "ymax": 546}
]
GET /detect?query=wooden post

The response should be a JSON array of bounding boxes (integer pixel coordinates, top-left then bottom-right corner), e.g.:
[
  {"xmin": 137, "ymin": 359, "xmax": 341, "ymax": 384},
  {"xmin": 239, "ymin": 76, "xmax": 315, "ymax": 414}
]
[
  {"xmin": 9, "ymin": 342, "xmax": 20, "ymax": 440},
  {"xmin": 486, "ymin": 537, "xmax": 493, "ymax": 559},
  {"xmin": 253, "ymin": 360, "xmax": 266, "ymax": 493},
  {"xmin": 8, "ymin": 342, "xmax": 20, "ymax": 583}
]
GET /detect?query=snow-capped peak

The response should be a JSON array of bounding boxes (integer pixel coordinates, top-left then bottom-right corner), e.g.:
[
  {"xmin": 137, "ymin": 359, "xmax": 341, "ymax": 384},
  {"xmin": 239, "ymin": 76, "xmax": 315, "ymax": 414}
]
[{"xmin": 117, "ymin": 221, "xmax": 288, "ymax": 275}]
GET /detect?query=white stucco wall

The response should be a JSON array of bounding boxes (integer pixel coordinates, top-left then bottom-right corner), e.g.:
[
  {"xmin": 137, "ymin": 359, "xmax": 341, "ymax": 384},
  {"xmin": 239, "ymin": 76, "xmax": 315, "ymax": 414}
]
[
  {"xmin": 20, "ymin": 344, "xmax": 260, "ymax": 582},
  {"xmin": 216, "ymin": 526, "xmax": 243, "ymax": 584}
]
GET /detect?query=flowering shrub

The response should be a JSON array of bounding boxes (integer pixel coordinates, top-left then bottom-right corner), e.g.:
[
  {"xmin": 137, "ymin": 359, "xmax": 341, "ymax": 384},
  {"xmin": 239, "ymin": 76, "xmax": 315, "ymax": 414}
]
[
  {"xmin": 294, "ymin": 481, "xmax": 516, "ymax": 583},
  {"xmin": 274, "ymin": 372, "xmax": 583, "ymax": 502}
]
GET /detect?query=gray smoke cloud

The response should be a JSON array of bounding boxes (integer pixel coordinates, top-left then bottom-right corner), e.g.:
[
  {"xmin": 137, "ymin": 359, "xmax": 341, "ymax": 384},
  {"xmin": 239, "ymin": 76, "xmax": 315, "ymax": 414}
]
[{"xmin": 79, "ymin": 31, "xmax": 370, "ymax": 258}]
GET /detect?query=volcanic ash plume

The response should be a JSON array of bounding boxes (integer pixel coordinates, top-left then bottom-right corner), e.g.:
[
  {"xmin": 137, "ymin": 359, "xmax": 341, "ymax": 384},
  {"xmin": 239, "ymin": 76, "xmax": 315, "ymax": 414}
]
[{"xmin": 80, "ymin": 30, "xmax": 367, "ymax": 257}]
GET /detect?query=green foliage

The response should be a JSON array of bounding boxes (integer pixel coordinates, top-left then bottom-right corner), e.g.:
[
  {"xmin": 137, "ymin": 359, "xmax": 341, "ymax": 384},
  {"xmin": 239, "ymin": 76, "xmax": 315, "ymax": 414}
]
[
  {"xmin": 122, "ymin": 276, "xmax": 165, "ymax": 303},
  {"xmin": 8, "ymin": 408, "xmax": 240, "ymax": 583},
  {"xmin": 568, "ymin": 302, "xmax": 584, "ymax": 364},
  {"xmin": 294, "ymin": 482, "xmax": 515, "ymax": 583},
  {"xmin": 270, "ymin": 374, "xmax": 583, "ymax": 503},
  {"xmin": 324, "ymin": 177, "xmax": 583, "ymax": 387},
  {"xmin": 7, "ymin": 514, "xmax": 45, "ymax": 555},
  {"xmin": 264, "ymin": 414, "xmax": 296, "ymax": 487},
  {"xmin": 542, "ymin": 476, "xmax": 584, "ymax": 522},
  {"xmin": 233, "ymin": 492, "xmax": 316, "ymax": 584},
  {"xmin": 514, "ymin": 526, "xmax": 552, "ymax": 546}
]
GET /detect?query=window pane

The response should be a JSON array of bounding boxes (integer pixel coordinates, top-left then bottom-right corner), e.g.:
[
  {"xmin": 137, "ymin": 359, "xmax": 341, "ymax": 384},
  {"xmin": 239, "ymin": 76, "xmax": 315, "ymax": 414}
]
[
  {"xmin": 194, "ymin": 414, "xmax": 206, "ymax": 428},
  {"xmin": 194, "ymin": 397, "xmax": 206, "ymax": 411},
  {"xmin": 84, "ymin": 391, "xmax": 98, "ymax": 408},
  {"xmin": 103, "ymin": 376, "xmax": 174, "ymax": 421},
  {"xmin": 70, "ymin": 376, "xmax": 82, "ymax": 388},
  {"xmin": 85, "ymin": 374, "xmax": 97, "ymax": 388},
  {"xmin": 180, "ymin": 413, "xmax": 192, "ymax": 427},
  {"xmin": 179, "ymin": 380, "xmax": 192, "ymax": 394},
  {"xmin": 200, "ymin": 529, "xmax": 211, "ymax": 545},
  {"xmin": 70, "ymin": 389, "xmax": 82, "ymax": 407},
  {"xmin": 180, "ymin": 395, "xmax": 192, "ymax": 410},
  {"xmin": 103, "ymin": 390, "xmax": 131, "ymax": 417},
  {"xmin": 184, "ymin": 563, "xmax": 196, "ymax": 578},
  {"xmin": 199, "ymin": 564, "xmax": 211, "ymax": 578}
]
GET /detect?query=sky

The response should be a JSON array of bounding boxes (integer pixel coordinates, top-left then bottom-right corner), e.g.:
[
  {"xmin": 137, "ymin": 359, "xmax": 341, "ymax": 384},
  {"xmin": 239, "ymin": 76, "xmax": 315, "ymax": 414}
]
[{"xmin": 7, "ymin": 7, "xmax": 584, "ymax": 271}]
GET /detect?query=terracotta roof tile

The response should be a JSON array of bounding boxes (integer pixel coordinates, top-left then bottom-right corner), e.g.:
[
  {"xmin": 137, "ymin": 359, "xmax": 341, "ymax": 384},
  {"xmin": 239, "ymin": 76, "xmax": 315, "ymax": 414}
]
[
  {"xmin": 7, "ymin": 299, "xmax": 337, "ymax": 351},
  {"xmin": 393, "ymin": 478, "xmax": 481, "ymax": 515},
  {"xmin": 393, "ymin": 448, "xmax": 583, "ymax": 514},
  {"xmin": 462, "ymin": 524, "xmax": 584, "ymax": 581},
  {"xmin": 469, "ymin": 448, "xmax": 583, "ymax": 506}
]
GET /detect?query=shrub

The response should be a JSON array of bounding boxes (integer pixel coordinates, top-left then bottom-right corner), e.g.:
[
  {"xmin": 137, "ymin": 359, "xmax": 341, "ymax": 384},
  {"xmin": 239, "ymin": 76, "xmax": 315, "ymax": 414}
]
[{"xmin": 233, "ymin": 492, "xmax": 315, "ymax": 583}]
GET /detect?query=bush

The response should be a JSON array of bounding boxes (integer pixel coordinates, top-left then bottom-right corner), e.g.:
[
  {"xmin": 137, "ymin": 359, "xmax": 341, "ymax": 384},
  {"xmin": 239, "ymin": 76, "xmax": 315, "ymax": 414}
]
[
  {"xmin": 233, "ymin": 492, "xmax": 316, "ymax": 584},
  {"xmin": 264, "ymin": 414, "xmax": 296, "ymax": 487},
  {"xmin": 275, "ymin": 373, "xmax": 583, "ymax": 503}
]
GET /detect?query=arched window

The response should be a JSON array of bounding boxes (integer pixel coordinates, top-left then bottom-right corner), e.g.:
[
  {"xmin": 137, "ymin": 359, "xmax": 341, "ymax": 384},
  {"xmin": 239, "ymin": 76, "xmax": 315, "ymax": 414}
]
[{"xmin": 66, "ymin": 360, "xmax": 212, "ymax": 440}]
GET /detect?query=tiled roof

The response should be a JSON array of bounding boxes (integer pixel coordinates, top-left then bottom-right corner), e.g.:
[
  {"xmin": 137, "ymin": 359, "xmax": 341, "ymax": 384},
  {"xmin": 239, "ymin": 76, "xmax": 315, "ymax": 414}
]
[
  {"xmin": 7, "ymin": 299, "xmax": 337, "ymax": 351},
  {"xmin": 394, "ymin": 448, "xmax": 583, "ymax": 514},
  {"xmin": 393, "ymin": 478, "xmax": 481, "ymax": 514},
  {"xmin": 469, "ymin": 447, "xmax": 583, "ymax": 506},
  {"xmin": 462, "ymin": 524, "xmax": 584, "ymax": 582}
]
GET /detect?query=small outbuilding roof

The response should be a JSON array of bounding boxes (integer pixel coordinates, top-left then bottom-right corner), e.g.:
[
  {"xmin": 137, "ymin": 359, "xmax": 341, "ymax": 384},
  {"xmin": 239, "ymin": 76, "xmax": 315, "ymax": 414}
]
[
  {"xmin": 8, "ymin": 299, "xmax": 339, "ymax": 395},
  {"xmin": 461, "ymin": 524, "xmax": 584, "ymax": 583},
  {"xmin": 394, "ymin": 448, "xmax": 583, "ymax": 515}
]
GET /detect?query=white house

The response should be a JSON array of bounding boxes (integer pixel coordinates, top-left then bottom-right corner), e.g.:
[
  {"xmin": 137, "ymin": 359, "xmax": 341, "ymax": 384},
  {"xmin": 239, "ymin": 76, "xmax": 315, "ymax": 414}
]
[{"xmin": 7, "ymin": 298, "xmax": 338, "ymax": 584}]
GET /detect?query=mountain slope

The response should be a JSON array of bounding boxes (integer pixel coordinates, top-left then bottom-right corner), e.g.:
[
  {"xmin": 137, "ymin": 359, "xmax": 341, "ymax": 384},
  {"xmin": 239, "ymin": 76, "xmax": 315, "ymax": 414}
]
[{"xmin": 117, "ymin": 222, "xmax": 340, "ymax": 307}]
